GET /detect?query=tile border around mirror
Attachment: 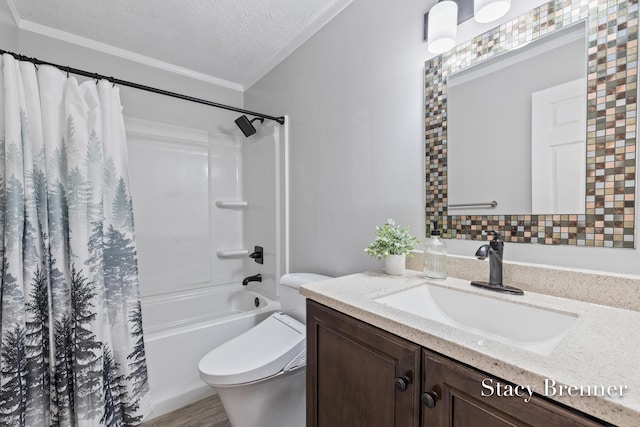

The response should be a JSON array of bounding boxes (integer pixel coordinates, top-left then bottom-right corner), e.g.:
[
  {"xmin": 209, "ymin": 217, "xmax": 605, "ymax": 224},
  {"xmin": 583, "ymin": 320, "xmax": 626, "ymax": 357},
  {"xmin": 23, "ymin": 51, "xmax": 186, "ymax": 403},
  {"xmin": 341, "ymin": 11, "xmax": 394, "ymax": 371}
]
[{"xmin": 425, "ymin": 0, "xmax": 637, "ymax": 248}]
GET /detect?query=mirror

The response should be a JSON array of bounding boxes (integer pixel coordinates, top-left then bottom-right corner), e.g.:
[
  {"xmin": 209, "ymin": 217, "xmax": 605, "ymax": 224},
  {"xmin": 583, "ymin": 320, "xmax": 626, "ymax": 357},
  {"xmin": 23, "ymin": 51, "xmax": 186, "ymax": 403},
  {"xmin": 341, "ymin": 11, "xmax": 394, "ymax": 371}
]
[
  {"xmin": 448, "ymin": 23, "xmax": 586, "ymax": 215},
  {"xmin": 424, "ymin": 0, "xmax": 637, "ymax": 248}
]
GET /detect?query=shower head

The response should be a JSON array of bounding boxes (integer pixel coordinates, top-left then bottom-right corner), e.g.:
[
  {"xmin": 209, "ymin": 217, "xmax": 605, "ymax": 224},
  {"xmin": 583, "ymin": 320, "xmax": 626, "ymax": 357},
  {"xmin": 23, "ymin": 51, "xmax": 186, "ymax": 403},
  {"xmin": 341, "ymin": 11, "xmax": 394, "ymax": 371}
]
[{"xmin": 235, "ymin": 115, "xmax": 265, "ymax": 137}]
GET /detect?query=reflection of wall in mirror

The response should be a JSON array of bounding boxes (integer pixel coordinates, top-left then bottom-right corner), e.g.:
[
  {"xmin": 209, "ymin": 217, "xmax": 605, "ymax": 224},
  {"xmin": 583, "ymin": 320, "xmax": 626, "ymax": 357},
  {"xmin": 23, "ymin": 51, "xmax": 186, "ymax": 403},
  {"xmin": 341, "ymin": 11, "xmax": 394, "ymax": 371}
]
[{"xmin": 447, "ymin": 29, "xmax": 585, "ymax": 215}]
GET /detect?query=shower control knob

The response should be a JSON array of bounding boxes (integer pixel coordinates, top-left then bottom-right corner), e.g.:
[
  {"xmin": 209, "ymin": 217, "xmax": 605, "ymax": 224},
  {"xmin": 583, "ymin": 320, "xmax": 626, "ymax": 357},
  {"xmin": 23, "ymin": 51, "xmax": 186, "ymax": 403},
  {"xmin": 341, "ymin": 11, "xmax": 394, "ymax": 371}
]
[
  {"xmin": 394, "ymin": 376, "xmax": 411, "ymax": 392},
  {"xmin": 421, "ymin": 389, "xmax": 440, "ymax": 408}
]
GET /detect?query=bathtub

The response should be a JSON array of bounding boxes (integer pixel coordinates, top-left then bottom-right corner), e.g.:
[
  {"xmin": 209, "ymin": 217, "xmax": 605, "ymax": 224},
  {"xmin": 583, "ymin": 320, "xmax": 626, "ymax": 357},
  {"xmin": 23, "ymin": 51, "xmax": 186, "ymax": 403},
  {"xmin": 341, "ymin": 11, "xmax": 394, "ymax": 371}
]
[{"xmin": 141, "ymin": 284, "xmax": 280, "ymax": 418}]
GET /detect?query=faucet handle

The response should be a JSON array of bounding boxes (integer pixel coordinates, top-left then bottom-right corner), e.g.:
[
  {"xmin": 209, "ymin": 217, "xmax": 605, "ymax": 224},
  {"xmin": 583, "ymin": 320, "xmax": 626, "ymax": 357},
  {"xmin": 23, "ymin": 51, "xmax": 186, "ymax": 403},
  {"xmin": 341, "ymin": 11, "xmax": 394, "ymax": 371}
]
[
  {"xmin": 485, "ymin": 230, "xmax": 501, "ymax": 240},
  {"xmin": 485, "ymin": 231, "xmax": 504, "ymax": 252}
]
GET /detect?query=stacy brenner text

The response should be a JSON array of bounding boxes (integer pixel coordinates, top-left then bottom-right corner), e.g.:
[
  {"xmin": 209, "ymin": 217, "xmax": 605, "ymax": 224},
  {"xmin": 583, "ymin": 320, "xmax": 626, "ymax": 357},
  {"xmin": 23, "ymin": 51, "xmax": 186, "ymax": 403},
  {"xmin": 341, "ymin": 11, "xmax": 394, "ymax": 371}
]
[{"xmin": 481, "ymin": 378, "xmax": 628, "ymax": 403}]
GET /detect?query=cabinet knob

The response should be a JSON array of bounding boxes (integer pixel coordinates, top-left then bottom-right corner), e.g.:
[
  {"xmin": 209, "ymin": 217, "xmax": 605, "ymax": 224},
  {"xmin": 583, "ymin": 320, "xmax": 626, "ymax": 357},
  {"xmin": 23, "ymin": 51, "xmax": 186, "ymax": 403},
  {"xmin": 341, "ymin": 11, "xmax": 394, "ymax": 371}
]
[
  {"xmin": 421, "ymin": 390, "xmax": 440, "ymax": 408},
  {"xmin": 394, "ymin": 376, "xmax": 411, "ymax": 392}
]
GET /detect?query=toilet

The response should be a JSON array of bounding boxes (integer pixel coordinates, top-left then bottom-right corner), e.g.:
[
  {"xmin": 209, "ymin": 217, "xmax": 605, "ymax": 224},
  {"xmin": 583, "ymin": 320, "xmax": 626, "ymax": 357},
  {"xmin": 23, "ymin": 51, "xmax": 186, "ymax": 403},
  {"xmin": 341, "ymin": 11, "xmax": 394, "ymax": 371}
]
[{"xmin": 198, "ymin": 273, "xmax": 331, "ymax": 427}]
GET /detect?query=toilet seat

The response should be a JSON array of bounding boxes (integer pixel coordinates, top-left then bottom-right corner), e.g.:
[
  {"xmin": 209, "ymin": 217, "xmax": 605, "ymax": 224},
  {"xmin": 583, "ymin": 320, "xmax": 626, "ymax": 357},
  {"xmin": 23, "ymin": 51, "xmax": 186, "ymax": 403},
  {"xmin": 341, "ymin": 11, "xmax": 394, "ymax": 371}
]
[{"xmin": 198, "ymin": 312, "xmax": 306, "ymax": 386}]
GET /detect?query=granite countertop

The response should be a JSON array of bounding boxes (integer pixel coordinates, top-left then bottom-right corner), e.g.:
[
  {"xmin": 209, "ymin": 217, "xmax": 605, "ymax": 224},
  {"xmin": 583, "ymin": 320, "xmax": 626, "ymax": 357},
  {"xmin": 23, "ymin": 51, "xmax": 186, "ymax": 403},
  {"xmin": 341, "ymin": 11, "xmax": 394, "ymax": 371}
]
[{"xmin": 301, "ymin": 270, "xmax": 640, "ymax": 427}]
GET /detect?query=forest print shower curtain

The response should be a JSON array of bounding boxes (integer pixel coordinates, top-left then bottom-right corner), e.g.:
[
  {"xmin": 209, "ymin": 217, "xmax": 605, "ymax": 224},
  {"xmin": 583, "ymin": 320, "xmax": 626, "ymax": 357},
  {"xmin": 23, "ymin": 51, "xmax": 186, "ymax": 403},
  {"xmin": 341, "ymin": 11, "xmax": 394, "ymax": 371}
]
[{"xmin": 0, "ymin": 54, "xmax": 150, "ymax": 426}]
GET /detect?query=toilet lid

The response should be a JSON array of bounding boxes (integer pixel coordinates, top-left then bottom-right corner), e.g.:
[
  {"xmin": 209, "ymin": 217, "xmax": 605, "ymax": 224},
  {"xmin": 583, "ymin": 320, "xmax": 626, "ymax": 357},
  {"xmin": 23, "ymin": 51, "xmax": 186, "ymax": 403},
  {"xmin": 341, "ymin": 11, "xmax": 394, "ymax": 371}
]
[{"xmin": 199, "ymin": 312, "xmax": 306, "ymax": 386}]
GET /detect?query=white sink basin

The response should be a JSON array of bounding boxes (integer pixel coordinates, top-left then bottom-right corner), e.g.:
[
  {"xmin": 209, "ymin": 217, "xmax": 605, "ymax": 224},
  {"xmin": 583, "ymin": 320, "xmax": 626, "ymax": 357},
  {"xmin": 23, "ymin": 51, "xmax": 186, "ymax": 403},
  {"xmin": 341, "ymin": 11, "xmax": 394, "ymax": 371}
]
[{"xmin": 375, "ymin": 284, "xmax": 578, "ymax": 356}]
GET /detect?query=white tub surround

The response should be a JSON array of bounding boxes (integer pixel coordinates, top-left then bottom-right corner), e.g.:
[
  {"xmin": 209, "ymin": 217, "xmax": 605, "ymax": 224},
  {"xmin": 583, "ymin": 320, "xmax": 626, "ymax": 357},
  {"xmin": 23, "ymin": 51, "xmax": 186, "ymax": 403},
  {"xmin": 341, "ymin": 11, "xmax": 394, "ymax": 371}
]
[
  {"xmin": 301, "ymin": 271, "xmax": 640, "ymax": 427},
  {"xmin": 126, "ymin": 118, "xmax": 247, "ymax": 295}
]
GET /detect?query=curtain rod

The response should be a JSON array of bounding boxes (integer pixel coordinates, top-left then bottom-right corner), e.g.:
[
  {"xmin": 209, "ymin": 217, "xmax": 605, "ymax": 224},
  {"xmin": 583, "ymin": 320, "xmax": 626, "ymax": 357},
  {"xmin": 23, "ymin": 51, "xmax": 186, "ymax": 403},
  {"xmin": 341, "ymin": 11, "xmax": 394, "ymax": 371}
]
[{"xmin": 0, "ymin": 48, "xmax": 285, "ymax": 125}]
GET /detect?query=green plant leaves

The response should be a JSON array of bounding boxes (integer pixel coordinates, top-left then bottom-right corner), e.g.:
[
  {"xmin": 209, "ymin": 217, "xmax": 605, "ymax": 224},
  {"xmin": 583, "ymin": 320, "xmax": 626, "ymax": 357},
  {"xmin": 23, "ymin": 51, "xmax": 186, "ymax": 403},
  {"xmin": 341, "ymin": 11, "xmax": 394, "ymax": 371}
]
[{"xmin": 365, "ymin": 218, "xmax": 419, "ymax": 259}]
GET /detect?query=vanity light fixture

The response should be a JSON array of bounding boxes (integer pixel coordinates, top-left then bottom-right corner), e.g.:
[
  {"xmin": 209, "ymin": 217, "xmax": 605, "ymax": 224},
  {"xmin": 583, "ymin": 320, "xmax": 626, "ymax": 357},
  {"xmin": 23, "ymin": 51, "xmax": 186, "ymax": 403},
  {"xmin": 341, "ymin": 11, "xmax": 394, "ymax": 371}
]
[
  {"xmin": 474, "ymin": 0, "xmax": 511, "ymax": 23},
  {"xmin": 424, "ymin": 0, "xmax": 512, "ymax": 54},
  {"xmin": 427, "ymin": 0, "xmax": 458, "ymax": 54}
]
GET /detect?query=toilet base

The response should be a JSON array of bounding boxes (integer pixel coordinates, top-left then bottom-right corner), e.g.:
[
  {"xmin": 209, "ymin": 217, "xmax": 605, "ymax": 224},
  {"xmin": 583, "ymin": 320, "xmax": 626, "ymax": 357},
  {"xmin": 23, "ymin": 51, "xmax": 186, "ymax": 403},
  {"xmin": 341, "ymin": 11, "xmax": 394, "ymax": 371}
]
[{"xmin": 214, "ymin": 366, "xmax": 306, "ymax": 427}]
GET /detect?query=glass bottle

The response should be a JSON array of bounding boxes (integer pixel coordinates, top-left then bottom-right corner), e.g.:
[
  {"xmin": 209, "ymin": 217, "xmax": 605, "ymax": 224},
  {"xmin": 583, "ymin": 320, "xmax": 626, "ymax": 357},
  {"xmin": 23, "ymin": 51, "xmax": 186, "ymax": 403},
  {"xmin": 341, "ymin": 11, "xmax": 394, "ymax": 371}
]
[{"xmin": 424, "ymin": 220, "xmax": 447, "ymax": 279}]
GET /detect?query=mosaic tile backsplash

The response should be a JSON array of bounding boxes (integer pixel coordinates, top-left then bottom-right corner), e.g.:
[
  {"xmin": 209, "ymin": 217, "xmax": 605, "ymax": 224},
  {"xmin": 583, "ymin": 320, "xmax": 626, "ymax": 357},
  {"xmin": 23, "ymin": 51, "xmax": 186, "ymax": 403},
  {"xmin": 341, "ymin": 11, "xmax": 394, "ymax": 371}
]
[{"xmin": 425, "ymin": 0, "xmax": 637, "ymax": 248}]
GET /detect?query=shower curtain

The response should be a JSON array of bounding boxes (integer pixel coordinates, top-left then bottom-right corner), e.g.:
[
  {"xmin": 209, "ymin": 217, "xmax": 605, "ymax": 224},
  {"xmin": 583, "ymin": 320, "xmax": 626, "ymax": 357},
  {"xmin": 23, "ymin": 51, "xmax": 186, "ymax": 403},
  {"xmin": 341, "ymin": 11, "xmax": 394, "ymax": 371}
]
[{"xmin": 0, "ymin": 54, "xmax": 150, "ymax": 426}]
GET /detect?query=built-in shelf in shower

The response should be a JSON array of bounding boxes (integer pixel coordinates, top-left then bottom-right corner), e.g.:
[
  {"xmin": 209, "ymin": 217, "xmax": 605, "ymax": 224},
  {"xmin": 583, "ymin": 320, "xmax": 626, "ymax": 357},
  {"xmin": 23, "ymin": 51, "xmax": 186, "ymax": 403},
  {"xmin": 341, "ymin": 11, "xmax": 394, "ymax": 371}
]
[
  {"xmin": 215, "ymin": 200, "xmax": 248, "ymax": 209},
  {"xmin": 216, "ymin": 249, "xmax": 250, "ymax": 258}
]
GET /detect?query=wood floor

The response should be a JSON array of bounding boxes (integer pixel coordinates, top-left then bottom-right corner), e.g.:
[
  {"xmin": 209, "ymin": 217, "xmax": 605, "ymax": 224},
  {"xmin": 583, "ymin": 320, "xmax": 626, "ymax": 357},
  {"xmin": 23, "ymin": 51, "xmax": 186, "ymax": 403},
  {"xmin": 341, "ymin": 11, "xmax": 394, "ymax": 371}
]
[{"xmin": 141, "ymin": 394, "xmax": 231, "ymax": 427}]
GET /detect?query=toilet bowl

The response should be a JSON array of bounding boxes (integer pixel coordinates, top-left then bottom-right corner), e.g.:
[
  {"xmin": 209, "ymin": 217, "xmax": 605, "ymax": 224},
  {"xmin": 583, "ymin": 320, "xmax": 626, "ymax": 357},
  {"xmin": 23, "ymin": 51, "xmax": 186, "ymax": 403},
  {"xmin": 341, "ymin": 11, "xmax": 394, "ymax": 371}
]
[{"xmin": 198, "ymin": 273, "xmax": 331, "ymax": 427}]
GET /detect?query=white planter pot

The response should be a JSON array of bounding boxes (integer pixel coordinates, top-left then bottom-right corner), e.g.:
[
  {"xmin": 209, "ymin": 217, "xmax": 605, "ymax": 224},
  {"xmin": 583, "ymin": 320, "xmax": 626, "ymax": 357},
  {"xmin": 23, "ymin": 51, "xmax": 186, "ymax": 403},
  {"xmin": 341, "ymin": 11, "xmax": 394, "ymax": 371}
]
[{"xmin": 384, "ymin": 254, "xmax": 406, "ymax": 275}]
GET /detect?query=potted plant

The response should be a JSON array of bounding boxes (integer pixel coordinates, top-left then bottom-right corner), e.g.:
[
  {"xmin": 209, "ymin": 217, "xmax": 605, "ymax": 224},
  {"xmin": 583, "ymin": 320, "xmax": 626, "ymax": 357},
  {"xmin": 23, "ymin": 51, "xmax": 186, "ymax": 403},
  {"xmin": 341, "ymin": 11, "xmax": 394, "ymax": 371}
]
[{"xmin": 365, "ymin": 218, "xmax": 419, "ymax": 275}]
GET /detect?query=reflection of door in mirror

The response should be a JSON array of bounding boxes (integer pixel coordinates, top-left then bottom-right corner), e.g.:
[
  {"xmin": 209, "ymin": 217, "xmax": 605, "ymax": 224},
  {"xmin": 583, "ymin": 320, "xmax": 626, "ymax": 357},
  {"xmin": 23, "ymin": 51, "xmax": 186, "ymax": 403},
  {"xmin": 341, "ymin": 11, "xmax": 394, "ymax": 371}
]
[
  {"xmin": 447, "ymin": 23, "xmax": 586, "ymax": 216},
  {"xmin": 531, "ymin": 78, "xmax": 586, "ymax": 214}
]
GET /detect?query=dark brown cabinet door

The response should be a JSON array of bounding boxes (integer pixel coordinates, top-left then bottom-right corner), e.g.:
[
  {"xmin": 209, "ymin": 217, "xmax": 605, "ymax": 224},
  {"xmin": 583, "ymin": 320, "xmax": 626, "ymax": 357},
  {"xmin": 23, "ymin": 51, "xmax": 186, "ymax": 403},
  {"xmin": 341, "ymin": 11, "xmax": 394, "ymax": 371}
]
[
  {"xmin": 421, "ymin": 349, "xmax": 608, "ymax": 427},
  {"xmin": 307, "ymin": 300, "xmax": 421, "ymax": 427}
]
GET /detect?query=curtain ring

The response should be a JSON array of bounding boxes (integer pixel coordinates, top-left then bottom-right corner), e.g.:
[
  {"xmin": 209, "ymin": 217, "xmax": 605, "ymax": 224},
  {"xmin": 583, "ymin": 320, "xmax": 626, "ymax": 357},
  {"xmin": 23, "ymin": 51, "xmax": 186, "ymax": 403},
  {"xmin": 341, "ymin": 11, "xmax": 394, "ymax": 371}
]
[
  {"xmin": 110, "ymin": 77, "xmax": 116, "ymax": 88},
  {"xmin": 66, "ymin": 66, "xmax": 70, "ymax": 78}
]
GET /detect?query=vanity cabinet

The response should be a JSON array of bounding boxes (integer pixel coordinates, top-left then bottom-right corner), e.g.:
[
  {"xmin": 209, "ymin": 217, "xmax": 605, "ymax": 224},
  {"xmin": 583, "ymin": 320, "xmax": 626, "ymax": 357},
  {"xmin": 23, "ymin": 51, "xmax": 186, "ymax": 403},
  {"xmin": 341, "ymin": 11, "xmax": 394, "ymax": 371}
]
[
  {"xmin": 307, "ymin": 300, "xmax": 608, "ymax": 427},
  {"xmin": 306, "ymin": 300, "xmax": 421, "ymax": 427}
]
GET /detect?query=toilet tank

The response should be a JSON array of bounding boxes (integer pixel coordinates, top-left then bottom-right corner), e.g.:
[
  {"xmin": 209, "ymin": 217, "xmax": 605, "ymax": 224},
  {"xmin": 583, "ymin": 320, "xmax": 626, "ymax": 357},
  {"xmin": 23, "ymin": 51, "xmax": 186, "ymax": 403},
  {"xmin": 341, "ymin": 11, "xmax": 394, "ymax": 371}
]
[{"xmin": 279, "ymin": 273, "xmax": 332, "ymax": 324}]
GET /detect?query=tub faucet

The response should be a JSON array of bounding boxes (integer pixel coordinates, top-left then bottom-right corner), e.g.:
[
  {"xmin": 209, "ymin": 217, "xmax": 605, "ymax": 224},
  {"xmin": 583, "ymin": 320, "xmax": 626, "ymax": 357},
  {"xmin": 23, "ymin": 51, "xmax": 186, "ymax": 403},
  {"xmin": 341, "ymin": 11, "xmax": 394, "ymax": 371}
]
[
  {"xmin": 242, "ymin": 274, "xmax": 262, "ymax": 286},
  {"xmin": 471, "ymin": 231, "xmax": 524, "ymax": 295}
]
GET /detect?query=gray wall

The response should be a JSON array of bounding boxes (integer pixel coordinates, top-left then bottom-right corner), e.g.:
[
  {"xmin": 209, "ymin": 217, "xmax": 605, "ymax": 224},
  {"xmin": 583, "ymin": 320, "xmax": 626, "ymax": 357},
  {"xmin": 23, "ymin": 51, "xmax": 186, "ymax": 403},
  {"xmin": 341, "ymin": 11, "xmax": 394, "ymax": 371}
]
[
  {"xmin": 246, "ymin": 0, "xmax": 640, "ymax": 276},
  {"xmin": 245, "ymin": 0, "xmax": 428, "ymax": 277},
  {"xmin": 0, "ymin": 24, "xmax": 16, "ymax": 49},
  {"xmin": 0, "ymin": 0, "xmax": 17, "ymax": 49}
]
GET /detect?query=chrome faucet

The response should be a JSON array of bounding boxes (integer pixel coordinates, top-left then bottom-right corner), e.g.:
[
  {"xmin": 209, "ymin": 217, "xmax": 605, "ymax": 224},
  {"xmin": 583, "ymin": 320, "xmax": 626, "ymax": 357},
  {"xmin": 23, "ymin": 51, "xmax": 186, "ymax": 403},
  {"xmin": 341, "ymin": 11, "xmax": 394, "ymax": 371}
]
[{"xmin": 471, "ymin": 231, "xmax": 523, "ymax": 295}]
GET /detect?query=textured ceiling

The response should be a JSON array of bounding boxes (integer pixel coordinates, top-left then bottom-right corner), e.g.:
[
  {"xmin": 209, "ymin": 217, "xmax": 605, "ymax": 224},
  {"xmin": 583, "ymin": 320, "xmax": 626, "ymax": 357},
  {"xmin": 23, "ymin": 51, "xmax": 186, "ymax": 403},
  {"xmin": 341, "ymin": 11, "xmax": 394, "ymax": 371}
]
[{"xmin": 8, "ymin": 0, "xmax": 352, "ymax": 89}]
